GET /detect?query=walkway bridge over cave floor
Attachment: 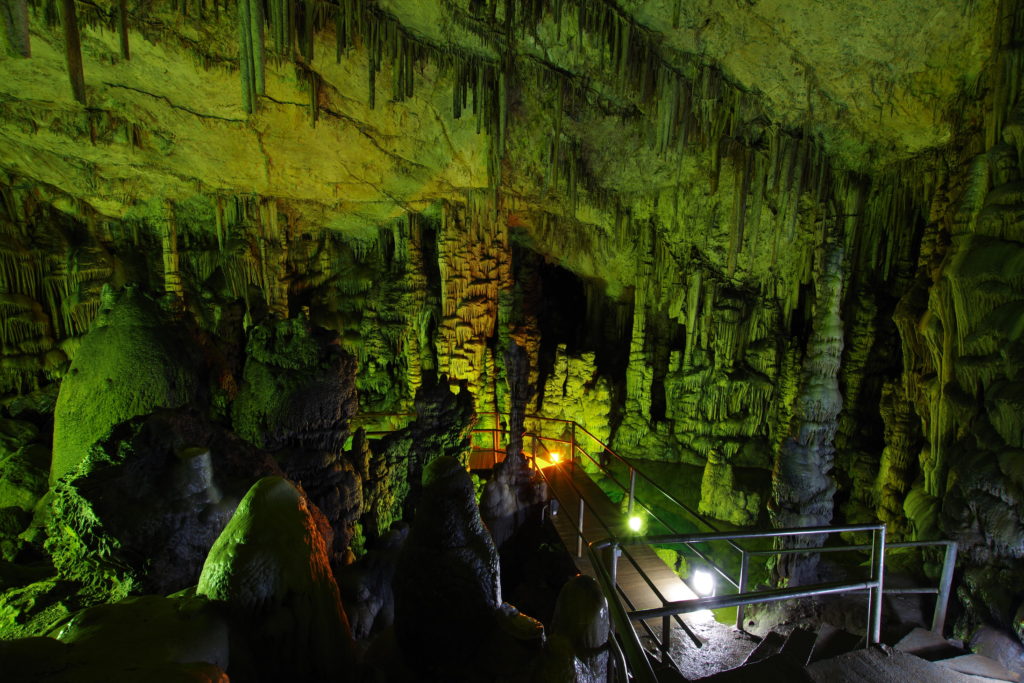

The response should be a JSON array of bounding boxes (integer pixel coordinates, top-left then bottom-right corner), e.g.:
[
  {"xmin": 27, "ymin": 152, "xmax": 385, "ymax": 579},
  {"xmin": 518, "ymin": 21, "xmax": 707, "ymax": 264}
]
[{"xmin": 358, "ymin": 412, "xmax": 962, "ymax": 682}]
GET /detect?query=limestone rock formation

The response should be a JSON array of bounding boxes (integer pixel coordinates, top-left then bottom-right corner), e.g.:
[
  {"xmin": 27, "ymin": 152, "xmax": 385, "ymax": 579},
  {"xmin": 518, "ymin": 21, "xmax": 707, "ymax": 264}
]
[
  {"xmin": 232, "ymin": 316, "xmax": 357, "ymax": 453},
  {"xmin": 46, "ymin": 410, "xmax": 281, "ymax": 601},
  {"xmin": 538, "ymin": 575, "xmax": 611, "ymax": 683},
  {"xmin": 361, "ymin": 376, "xmax": 475, "ymax": 543},
  {"xmin": 392, "ymin": 456, "xmax": 501, "ymax": 679},
  {"xmin": 197, "ymin": 476, "xmax": 354, "ymax": 682},
  {"xmin": 336, "ymin": 521, "xmax": 408, "ymax": 641},
  {"xmin": 231, "ymin": 316, "xmax": 362, "ymax": 569},
  {"xmin": 770, "ymin": 238, "xmax": 846, "ymax": 583},
  {"xmin": 50, "ymin": 286, "xmax": 204, "ymax": 483}
]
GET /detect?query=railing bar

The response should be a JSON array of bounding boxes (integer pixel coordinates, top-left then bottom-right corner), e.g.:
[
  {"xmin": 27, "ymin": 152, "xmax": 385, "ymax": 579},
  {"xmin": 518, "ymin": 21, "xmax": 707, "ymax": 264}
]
[
  {"xmin": 747, "ymin": 545, "xmax": 872, "ymax": 557},
  {"xmin": 629, "ymin": 580, "xmax": 878, "ymax": 621},
  {"xmin": 843, "ymin": 587, "xmax": 939, "ymax": 595},
  {"xmin": 932, "ymin": 541, "xmax": 957, "ymax": 635},
  {"xmin": 595, "ymin": 524, "xmax": 886, "ymax": 548},
  {"xmin": 745, "ymin": 540, "xmax": 956, "ymax": 557}
]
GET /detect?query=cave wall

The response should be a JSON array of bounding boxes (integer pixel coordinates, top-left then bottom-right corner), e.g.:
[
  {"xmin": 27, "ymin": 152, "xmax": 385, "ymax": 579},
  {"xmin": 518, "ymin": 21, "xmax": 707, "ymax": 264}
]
[{"xmin": 1, "ymin": 0, "xmax": 1023, "ymax": 640}]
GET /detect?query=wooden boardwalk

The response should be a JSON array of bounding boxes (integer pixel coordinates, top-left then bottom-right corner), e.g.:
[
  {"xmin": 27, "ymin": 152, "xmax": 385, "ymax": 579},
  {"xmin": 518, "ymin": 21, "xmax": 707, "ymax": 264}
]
[{"xmin": 542, "ymin": 463, "xmax": 704, "ymax": 648}]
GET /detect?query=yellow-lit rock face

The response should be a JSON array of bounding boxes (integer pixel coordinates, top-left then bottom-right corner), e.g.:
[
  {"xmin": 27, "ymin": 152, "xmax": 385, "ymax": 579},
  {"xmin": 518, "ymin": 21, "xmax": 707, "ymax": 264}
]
[
  {"xmin": 0, "ymin": 13, "xmax": 488, "ymax": 225},
  {"xmin": 0, "ymin": 0, "xmax": 997, "ymax": 229}
]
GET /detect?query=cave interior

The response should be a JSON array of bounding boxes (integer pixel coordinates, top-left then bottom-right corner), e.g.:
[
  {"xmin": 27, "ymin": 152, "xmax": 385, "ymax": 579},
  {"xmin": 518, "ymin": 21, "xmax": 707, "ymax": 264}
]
[{"xmin": 1, "ymin": 0, "xmax": 1024, "ymax": 681}]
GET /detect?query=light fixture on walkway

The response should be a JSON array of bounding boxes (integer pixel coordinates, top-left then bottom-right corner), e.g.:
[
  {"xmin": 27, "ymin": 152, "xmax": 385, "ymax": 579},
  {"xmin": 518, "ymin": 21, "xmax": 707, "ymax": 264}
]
[
  {"xmin": 693, "ymin": 569, "xmax": 715, "ymax": 596},
  {"xmin": 550, "ymin": 452, "xmax": 561, "ymax": 463},
  {"xmin": 627, "ymin": 514, "xmax": 643, "ymax": 532}
]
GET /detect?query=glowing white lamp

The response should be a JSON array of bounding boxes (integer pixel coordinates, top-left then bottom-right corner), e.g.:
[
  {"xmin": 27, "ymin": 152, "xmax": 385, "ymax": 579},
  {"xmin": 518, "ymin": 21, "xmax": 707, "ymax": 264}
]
[
  {"xmin": 627, "ymin": 515, "xmax": 643, "ymax": 532},
  {"xmin": 550, "ymin": 452, "xmax": 561, "ymax": 463},
  {"xmin": 693, "ymin": 569, "xmax": 715, "ymax": 596}
]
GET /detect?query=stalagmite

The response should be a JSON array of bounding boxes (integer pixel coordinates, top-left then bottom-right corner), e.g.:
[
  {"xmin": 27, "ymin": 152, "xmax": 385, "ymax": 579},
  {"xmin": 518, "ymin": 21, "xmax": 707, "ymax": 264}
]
[
  {"xmin": 770, "ymin": 234, "xmax": 846, "ymax": 584},
  {"xmin": 116, "ymin": 0, "xmax": 129, "ymax": 60}
]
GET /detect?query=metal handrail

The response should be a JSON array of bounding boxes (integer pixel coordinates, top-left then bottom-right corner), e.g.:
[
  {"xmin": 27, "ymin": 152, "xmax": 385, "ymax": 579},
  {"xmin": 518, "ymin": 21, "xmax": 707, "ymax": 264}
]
[
  {"xmin": 595, "ymin": 524, "xmax": 888, "ymax": 646},
  {"xmin": 738, "ymin": 539, "xmax": 958, "ymax": 634},
  {"xmin": 471, "ymin": 412, "xmax": 958, "ymax": 636}
]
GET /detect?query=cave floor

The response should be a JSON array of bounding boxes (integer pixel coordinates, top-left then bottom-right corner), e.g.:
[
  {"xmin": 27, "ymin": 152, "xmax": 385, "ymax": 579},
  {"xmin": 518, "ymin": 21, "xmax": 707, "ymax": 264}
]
[{"xmin": 642, "ymin": 613, "xmax": 760, "ymax": 680}]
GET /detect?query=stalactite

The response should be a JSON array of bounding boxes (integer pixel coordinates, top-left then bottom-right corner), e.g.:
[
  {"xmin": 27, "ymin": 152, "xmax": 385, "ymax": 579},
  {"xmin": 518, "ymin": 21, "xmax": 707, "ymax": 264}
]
[
  {"xmin": 2, "ymin": 0, "xmax": 30, "ymax": 57},
  {"xmin": 60, "ymin": 0, "xmax": 86, "ymax": 104},
  {"xmin": 116, "ymin": 0, "xmax": 129, "ymax": 60},
  {"xmin": 302, "ymin": 0, "xmax": 314, "ymax": 62},
  {"xmin": 252, "ymin": 0, "xmax": 266, "ymax": 96},
  {"xmin": 238, "ymin": 0, "xmax": 257, "ymax": 114}
]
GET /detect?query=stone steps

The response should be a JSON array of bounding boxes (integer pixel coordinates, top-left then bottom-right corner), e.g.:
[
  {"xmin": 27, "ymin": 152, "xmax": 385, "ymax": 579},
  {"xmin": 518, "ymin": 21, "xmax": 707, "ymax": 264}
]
[
  {"xmin": 893, "ymin": 627, "xmax": 1021, "ymax": 682},
  {"xmin": 691, "ymin": 623, "xmax": 1022, "ymax": 682}
]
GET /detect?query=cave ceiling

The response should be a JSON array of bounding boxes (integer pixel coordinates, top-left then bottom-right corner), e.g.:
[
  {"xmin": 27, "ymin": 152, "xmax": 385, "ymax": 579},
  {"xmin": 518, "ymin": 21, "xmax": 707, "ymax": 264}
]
[{"xmin": 0, "ymin": 1, "xmax": 991, "ymax": 228}]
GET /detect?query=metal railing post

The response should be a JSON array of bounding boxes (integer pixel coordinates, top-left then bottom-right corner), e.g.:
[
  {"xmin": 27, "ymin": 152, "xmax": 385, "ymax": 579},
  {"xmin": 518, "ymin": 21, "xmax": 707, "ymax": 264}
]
[
  {"xmin": 606, "ymin": 542, "xmax": 620, "ymax": 590},
  {"xmin": 492, "ymin": 413, "xmax": 499, "ymax": 463},
  {"xmin": 577, "ymin": 497, "xmax": 585, "ymax": 558},
  {"xmin": 736, "ymin": 550, "xmax": 750, "ymax": 630},
  {"xmin": 628, "ymin": 467, "xmax": 637, "ymax": 515},
  {"xmin": 571, "ymin": 421, "xmax": 577, "ymax": 464},
  {"xmin": 932, "ymin": 541, "xmax": 957, "ymax": 635},
  {"xmin": 868, "ymin": 526, "xmax": 886, "ymax": 646},
  {"xmin": 662, "ymin": 614, "xmax": 672, "ymax": 654}
]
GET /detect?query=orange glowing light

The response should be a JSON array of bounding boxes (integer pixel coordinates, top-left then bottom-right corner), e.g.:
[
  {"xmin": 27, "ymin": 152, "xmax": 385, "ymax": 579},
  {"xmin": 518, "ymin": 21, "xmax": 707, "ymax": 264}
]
[{"xmin": 550, "ymin": 452, "xmax": 561, "ymax": 463}]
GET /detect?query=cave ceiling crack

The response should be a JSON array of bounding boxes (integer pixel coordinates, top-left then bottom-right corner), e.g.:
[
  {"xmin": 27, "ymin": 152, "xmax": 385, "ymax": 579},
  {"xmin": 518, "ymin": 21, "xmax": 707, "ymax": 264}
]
[
  {"xmin": 259, "ymin": 93, "xmax": 431, "ymax": 173},
  {"xmin": 102, "ymin": 82, "xmax": 246, "ymax": 123}
]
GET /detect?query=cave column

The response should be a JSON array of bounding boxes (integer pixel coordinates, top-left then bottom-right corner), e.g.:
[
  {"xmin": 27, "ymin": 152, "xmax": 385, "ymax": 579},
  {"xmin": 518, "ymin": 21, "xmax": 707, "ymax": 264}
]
[
  {"xmin": 617, "ymin": 227, "xmax": 655, "ymax": 450},
  {"xmin": 769, "ymin": 234, "xmax": 845, "ymax": 584},
  {"xmin": 401, "ymin": 213, "xmax": 430, "ymax": 402}
]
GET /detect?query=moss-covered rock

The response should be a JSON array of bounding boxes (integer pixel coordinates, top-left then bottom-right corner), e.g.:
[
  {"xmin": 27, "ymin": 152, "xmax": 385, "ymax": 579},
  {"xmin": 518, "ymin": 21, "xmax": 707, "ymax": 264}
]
[
  {"xmin": 45, "ymin": 410, "xmax": 280, "ymax": 602},
  {"xmin": 0, "ymin": 442, "xmax": 49, "ymax": 514},
  {"xmin": 0, "ymin": 595, "xmax": 230, "ymax": 682},
  {"xmin": 0, "ymin": 575, "xmax": 75, "ymax": 640},
  {"xmin": 699, "ymin": 458, "xmax": 761, "ymax": 526},
  {"xmin": 50, "ymin": 286, "xmax": 204, "ymax": 483}
]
